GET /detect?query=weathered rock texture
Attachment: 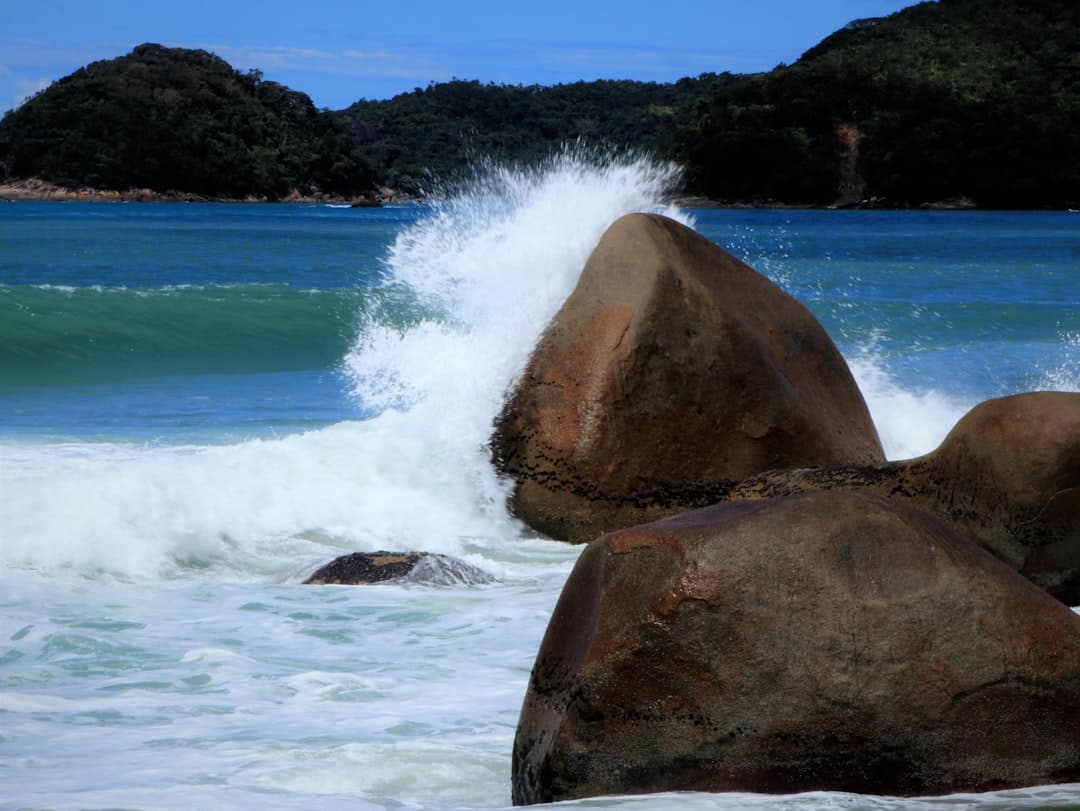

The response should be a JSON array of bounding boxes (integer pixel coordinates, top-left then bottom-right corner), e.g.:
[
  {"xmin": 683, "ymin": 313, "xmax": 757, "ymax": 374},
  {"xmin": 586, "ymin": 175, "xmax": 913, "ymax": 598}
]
[
  {"xmin": 492, "ymin": 213, "xmax": 884, "ymax": 542},
  {"xmin": 726, "ymin": 392, "xmax": 1080, "ymax": 604},
  {"xmin": 304, "ymin": 551, "xmax": 493, "ymax": 586},
  {"xmin": 512, "ymin": 490, "xmax": 1080, "ymax": 805}
]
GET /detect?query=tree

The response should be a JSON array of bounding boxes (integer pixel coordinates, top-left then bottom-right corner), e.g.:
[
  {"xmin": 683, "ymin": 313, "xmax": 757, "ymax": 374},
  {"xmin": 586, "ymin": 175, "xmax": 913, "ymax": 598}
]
[{"xmin": 0, "ymin": 43, "xmax": 375, "ymax": 198}]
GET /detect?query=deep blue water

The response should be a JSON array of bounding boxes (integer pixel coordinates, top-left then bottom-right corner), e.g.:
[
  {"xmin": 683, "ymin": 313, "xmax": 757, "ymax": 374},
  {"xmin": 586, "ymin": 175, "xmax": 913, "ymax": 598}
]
[
  {"xmin": 0, "ymin": 202, "xmax": 412, "ymax": 439},
  {"xmin": 695, "ymin": 208, "xmax": 1080, "ymax": 398},
  {"xmin": 1, "ymin": 202, "xmax": 1077, "ymax": 443}
]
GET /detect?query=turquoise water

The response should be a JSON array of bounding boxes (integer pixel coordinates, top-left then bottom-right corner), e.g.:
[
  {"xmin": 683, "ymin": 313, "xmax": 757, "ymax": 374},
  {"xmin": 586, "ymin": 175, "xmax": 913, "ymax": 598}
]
[
  {"xmin": 0, "ymin": 156, "xmax": 1078, "ymax": 810},
  {"xmin": 3, "ymin": 204, "xmax": 1076, "ymax": 442},
  {"xmin": 0, "ymin": 203, "xmax": 413, "ymax": 440}
]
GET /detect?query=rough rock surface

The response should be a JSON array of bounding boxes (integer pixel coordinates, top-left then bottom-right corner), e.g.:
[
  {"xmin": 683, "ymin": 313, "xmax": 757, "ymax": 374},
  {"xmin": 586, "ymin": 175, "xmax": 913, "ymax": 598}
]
[
  {"xmin": 303, "ymin": 551, "xmax": 493, "ymax": 585},
  {"xmin": 492, "ymin": 213, "xmax": 884, "ymax": 542},
  {"xmin": 512, "ymin": 490, "xmax": 1080, "ymax": 804},
  {"xmin": 725, "ymin": 392, "xmax": 1080, "ymax": 603}
]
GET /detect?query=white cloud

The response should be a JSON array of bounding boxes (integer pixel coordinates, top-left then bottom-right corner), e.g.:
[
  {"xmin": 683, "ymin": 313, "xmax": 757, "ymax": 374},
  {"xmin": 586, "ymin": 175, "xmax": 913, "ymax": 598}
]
[
  {"xmin": 342, "ymin": 49, "xmax": 397, "ymax": 62},
  {"xmin": 234, "ymin": 45, "xmax": 338, "ymax": 66},
  {"xmin": 522, "ymin": 40, "xmax": 781, "ymax": 78},
  {"xmin": 207, "ymin": 42, "xmax": 441, "ymax": 81},
  {"xmin": 0, "ymin": 37, "xmax": 116, "ymax": 71},
  {"xmin": 0, "ymin": 36, "xmax": 132, "ymax": 112},
  {"xmin": 12, "ymin": 77, "xmax": 52, "ymax": 110}
]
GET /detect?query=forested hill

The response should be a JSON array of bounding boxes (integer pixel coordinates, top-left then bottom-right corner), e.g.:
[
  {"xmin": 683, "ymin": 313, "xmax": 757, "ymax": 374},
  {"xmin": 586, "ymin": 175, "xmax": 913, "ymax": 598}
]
[
  {"xmin": 340, "ymin": 0, "xmax": 1080, "ymax": 208},
  {"xmin": 2, "ymin": 0, "xmax": 1077, "ymax": 206},
  {"xmin": 0, "ymin": 44, "xmax": 375, "ymax": 199},
  {"xmin": 673, "ymin": 0, "xmax": 1080, "ymax": 207},
  {"xmin": 334, "ymin": 75, "xmax": 736, "ymax": 195}
]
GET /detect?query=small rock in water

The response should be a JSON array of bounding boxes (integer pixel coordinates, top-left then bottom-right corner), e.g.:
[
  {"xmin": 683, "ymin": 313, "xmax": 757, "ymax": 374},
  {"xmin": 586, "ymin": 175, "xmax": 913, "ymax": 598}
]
[{"xmin": 303, "ymin": 551, "xmax": 494, "ymax": 586}]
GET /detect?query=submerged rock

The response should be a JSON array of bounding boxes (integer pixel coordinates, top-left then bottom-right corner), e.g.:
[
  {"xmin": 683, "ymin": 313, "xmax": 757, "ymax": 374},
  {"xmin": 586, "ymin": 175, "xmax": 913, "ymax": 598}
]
[
  {"xmin": 512, "ymin": 490, "xmax": 1080, "ymax": 804},
  {"xmin": 725, "ymin": 392, "xmax": 1080, "ymax": 604},
  {"xmin": 304, "ymin": 551, "xmax": 494, "ymax": 586},
  {"xmin": 492, "ymin": 213, "xmax": 883, "ymax": 543}
]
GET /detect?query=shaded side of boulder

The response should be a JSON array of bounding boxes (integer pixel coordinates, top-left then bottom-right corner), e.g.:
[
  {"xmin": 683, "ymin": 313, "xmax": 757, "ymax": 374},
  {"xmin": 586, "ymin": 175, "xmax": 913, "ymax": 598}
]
[
  {"xmin": 725, "ymin": 392, "xmax": 1080, "ymax": 603},
  {"xmin": 303, "ymin": 551, "xmax": 493, "ymax": 586},
  {"xmin": 926, "ymin": 392, "xmax": 1080, "ymax": 597},
  {"xmin": 492, "ymin": 213, "xmax": 884, "ymax": 543},
  {"xmin": 512, "ymin": 491, "xmax": 1080, "ymax": 804}
]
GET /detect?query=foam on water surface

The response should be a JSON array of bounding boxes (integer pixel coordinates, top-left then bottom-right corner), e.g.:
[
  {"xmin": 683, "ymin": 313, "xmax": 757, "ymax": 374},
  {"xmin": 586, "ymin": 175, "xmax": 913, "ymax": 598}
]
[
  {"xmin": 1, "ymin": 150, "xmax": 688, "ymax": 582},
  {"xmin": 6, "ymin": 154, "xmax": 1072, "ymax": 583},
  {"xmin": 2, "ymin": 152, "xmax": 1079, "ymax": 811}
]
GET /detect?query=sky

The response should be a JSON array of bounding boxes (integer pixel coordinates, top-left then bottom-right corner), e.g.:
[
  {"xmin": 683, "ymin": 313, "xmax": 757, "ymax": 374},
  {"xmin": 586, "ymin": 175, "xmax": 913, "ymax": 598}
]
[{"xmin": 2, "ymin": 1, "xmax": 925, "ymax": 113}]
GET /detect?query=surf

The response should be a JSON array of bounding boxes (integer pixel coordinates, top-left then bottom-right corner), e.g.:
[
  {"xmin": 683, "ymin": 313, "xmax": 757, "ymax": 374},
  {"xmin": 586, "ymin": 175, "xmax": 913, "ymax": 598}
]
[
  {"xmin": 0, "ymin": 149, "xmax": 688, "ymax": 582},
  {"xmin": 1, "ymin": 150, "xmax": 1076, "ymax": 585}
]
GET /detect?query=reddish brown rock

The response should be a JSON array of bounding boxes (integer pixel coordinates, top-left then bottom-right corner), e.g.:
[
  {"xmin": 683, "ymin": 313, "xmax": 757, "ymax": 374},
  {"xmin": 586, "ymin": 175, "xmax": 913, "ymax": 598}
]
[
  {"xmin": 492, "ymin": 213, "xmax": 884, "ymax": 542},
  {"xmin": 927, "ymin": 391, "xmax": 1080, "ymax": 587},
  {"xmin": 512, "ymin": 490, "xmax": 1080, "ymax": 805},
  {"xmin": 725, "ymin": 392, "xmax": 1080, "ymax": 603}
]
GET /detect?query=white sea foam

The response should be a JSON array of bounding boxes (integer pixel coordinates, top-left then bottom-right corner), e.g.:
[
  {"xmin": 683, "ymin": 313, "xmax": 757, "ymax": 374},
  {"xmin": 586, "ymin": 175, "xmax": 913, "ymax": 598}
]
[
  {"xmin": 1037, "ymin": 330, "xmax": 1080, "ymax": 392},
  {"xmin": 847, "ymin": 350, "xmax": 972, "ymax": 461},
  {"xmin": 0, "ymin": 421, "xmax": 523, "ymax": 580},
  {"xmin": 1, "ymin": 148, "xmax": 1064, "ymax": 581},
  {"xmin": 0, "ymin": 149, "xmax": 683, "ymax": 582},
  {"xmin": 347, "ymin": 148, "xmax": 688, "ymax": 413},
  {"xmin": 849, "ymin": 329, "xmax": 1079, "ymax": 461}
]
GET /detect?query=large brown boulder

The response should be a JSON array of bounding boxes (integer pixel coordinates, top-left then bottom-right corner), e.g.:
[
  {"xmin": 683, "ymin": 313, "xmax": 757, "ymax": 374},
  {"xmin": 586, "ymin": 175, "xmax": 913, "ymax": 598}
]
[
  {"xmin": 512, "ymin": 491, "xmax": 1080, "ymax": 805},
  {"xmin": 726, "ymin": 392, "xmax": 1080, "ymax": 603},
  {"xmin": 492, "ymin": 213, "xmax": 884, "ymax": 542}
]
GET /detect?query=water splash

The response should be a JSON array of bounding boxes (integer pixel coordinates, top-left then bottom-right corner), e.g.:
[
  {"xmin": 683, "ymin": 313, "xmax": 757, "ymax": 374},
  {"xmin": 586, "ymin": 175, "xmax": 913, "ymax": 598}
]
[
  {"xmin": 347, "ymin": 146, "xmax": 688, "ymax": 413},
  {"xmin": 1037, "ymin": 331, "xmax": 1080, "ymax": 392},
  {"xmin": 846, "ymin": 338, "xmax": 972, "ymax": 461},
  {"xmin": 0, "ymin": 148, "xmax": 685, "ymax": 582}
]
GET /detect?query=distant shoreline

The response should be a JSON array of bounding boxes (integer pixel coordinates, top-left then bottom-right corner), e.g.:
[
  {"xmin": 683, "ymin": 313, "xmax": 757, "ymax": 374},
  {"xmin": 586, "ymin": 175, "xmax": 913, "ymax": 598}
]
[
  {"xmin": 0, "ymin": 177, "xmax": 413, "ymax": 206},
  {"xmin": 0, "ymin": 178, "xmax": 1026, "ymax": 211},
  {"xmin": 668, "ymin": 194, "xmax": 985, "ymax": 211}
]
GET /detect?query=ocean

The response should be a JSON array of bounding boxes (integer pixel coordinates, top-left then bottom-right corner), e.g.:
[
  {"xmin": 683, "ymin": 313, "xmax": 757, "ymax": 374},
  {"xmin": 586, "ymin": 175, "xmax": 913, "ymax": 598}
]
[{"xmin": 1, "ymin": 153, "xmax": 1078, "ymax": 810}]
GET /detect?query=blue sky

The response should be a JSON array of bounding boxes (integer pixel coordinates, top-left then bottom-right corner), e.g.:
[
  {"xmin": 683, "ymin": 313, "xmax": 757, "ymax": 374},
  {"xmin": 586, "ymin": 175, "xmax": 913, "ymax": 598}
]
[{"xmin": 3, "ymin": 1, "xmax": 924, "ymax": 112}]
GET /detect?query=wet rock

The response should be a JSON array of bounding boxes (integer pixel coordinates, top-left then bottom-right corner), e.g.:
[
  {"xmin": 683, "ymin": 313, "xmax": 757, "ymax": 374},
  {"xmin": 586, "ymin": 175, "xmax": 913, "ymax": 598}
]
[
  {"xmin": 492, "ymin": 213, "xmax": 883, "ymax": 543},
  {"xmin": 407, "ymin": 554, "xmax": 497, "ymax": 586},
  {"xmin": 725, "ymin": 392, "xmax": 1080, "ymax": 603},
  {"xmin": 512, "ymin": 490, "xmax": 1080, "ymax": 804},
  {"xmin": 303, "ymin": 551, "xmax": 493, "ymax": 586}
]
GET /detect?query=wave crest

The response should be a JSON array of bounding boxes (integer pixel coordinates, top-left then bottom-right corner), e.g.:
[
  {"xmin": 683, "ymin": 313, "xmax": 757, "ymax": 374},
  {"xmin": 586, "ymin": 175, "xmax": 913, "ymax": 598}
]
[{"xmin": 2, "ymin": 147, "xmax": 686, "ymax": 581}]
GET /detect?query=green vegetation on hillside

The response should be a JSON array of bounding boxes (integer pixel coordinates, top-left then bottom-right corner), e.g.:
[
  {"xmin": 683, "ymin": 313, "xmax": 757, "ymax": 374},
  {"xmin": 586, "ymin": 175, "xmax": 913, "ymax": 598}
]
[
  {"xmin": 0, "ymin": 43, "xmax": 375, "ymax": 198},
  {"xmin": 1, "ymin": 0, "xmax": 1077, "ymax": 206},
  {"xmin": 341, "ymin": 0, "xmax": 1080, "ymax": 207},
  {"xmin": 336, "ymin": 75, "xmax": 738, "ymax": 194},
  {"xmin": 674, "ymin": 0, "xmax": 1080, "ymax": 206}
]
